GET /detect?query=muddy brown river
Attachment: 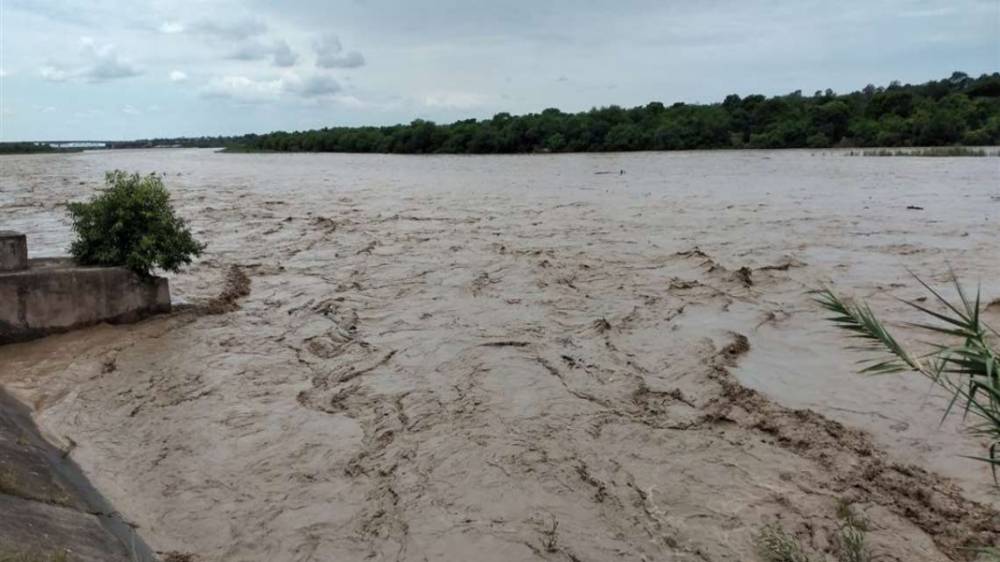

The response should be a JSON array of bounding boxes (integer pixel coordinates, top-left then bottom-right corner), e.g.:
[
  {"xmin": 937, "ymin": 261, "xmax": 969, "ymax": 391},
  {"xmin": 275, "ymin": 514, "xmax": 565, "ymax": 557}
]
[{"xmin": 1, "ymin": 148, "xmax": 998, "ymax": 560}]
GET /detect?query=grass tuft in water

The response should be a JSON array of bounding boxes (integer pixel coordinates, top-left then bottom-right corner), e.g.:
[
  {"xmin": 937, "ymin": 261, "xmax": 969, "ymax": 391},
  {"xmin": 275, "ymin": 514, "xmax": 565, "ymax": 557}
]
[
  {"xmin": 754, "ymin": 523, "xmax": 814, "ymax": 562},
  {"xmin": 845, "ymin": 147, "xmax": 993, "ymax": 157},
  {"xmin": 834, "ymin": 500, "xmax": 871, "ymax": 562}
]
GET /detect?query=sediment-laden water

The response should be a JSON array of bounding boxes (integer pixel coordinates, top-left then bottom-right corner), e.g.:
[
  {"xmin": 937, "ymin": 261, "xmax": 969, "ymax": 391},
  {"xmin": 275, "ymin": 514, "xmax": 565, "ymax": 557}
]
[{"xmin": 1, "ymin": 148, "xmax": 998, "ymax": 560}]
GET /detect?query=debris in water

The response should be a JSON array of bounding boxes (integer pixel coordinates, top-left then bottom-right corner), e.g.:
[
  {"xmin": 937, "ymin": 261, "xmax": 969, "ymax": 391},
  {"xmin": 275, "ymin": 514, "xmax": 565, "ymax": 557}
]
[
  {"xmin": 203, "ymin": 265, "xmax": 251, "ymax": 315},
  {"xmin": 593, "ymin": 317, "xmax": 612, "ymax": 332},
  {"xmin": 735, "ymin": 266, "xmax": 753, "ymax": 287}
]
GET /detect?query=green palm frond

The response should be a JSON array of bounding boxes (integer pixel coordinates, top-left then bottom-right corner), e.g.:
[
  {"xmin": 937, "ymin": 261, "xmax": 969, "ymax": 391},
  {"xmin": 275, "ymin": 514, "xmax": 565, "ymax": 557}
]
[
  {"xmin": 813, "ymin": 289, "xmax": 922, "ymax": 374},
  {"xmin": 813, "ymin": 274, "xmax": 1000, "ymax": 486}
]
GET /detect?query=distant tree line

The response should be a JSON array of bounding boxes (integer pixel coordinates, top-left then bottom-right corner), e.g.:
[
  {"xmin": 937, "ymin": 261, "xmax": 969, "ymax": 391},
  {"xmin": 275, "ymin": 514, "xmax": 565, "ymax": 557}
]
[
  {"xmin": 3, "ymin": 72, "xmax": 998, "ymax": 155},
  {"xmin": 230, "ymin": 71, "xmax": 1000, "ymax": 153},
  {"xmin": 0, "ymin": 142, "xmax": 62, "ymax": 154},
  {"xmin": 106, "ymin": 136, "xmax": 235, "ymax": 149}
]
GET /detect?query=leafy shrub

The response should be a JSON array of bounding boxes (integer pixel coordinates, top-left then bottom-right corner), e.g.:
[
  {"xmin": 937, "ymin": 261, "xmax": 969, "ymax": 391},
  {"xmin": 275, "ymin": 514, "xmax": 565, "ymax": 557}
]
[{"xmin": 67, "ymin": 171, "xmax": 204, "ymax": 276}]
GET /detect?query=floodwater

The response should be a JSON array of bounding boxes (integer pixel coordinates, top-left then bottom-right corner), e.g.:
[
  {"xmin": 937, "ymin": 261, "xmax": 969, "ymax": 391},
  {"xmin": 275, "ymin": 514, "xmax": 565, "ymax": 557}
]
[{"xmin": 1, "ymin": 148, "xmax": 998, "ymax": 561}]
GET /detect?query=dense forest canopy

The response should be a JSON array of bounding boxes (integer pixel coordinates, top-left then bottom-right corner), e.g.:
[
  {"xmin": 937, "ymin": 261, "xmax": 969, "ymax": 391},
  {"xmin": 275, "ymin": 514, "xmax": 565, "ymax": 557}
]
[
  {"xmin": 2, "ymin": 72, "xmax": 998, "ymax": 155},
  {"xmin": 230, "ymin": 72, "xmax": 1000, "ymax": 153}
]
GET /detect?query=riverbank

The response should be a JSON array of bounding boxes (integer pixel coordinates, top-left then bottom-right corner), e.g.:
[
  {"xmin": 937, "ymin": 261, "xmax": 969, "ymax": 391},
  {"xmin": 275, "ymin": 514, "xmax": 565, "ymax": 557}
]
[{"xmin": 0, "ymin": 389, "xmax": 156, "ymax": 561}]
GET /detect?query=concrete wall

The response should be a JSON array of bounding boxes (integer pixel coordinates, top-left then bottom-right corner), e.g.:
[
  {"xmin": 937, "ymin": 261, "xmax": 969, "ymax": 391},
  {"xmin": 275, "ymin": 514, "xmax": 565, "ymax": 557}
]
[
  {"xmin": 0, "ymin": 259, "xmax": 170, "ymax": 345},
  {"xmin": 0, "ymin": 232, "xmax": 28, "ymax": 272}
]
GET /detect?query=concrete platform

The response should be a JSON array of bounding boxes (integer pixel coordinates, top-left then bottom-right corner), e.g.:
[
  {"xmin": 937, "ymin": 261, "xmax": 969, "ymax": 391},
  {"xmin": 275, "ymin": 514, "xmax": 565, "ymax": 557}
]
[
  {"xmin": 0, "ymin": 232, "xmax": 28, "ymax": 273},
  {"xmin": 0, "ymin": 254, "xmax": 171, "ymax": 345}
]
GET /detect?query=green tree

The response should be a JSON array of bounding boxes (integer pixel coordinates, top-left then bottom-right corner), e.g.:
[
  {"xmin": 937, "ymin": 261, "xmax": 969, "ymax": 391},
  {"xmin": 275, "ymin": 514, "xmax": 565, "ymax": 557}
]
[
  {"xmin": 225, "ymin": 72, "xmax": 1000, "ymax": 154},
  {"xmin": 544, "ymin": 133, "xmax": 566, "ymax": 152},
  {"xmin": 67, "ymin": 171, "xmax": 204, "ymax": 276}
]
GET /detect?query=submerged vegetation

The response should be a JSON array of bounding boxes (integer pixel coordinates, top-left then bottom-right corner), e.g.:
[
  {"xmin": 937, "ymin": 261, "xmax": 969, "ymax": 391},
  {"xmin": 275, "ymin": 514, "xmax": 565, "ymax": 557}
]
[
  {"xmin": 754, "ymin": 523, "xmax": 812, "ymax": 562},
  {"xmin": 228, "ymin": 71, "xmax": 1000, "ymax": 154},
  {"xmin": 754, "ymin": 500, "xmax": 871, "ymax": 562},
  {"xmin": 846, "ymin": 147, "xmax": 994, "ymax": 157},
  {"xmin": 67, "ymin": 171, "xmax": 204, "ymax": 276},
  {"xmin": 815, "ymin": 276, "xmax": 1000, "ymax": 484}
]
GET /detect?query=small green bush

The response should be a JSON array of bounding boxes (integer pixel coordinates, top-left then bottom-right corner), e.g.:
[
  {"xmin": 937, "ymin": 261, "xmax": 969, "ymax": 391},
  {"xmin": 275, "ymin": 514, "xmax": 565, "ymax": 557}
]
[{"xmin": 67, "ymin": 171, "xmax": 204, "ymax": 276}]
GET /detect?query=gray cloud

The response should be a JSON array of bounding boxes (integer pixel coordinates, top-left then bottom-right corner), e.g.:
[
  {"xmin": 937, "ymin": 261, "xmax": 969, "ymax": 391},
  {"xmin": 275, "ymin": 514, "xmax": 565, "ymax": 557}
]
[
  {"xmin": 313, "ymin": 33, "xmax": 365, "ymax": 69},
  {"xmin": 228, "ymin": 42, "xmax": 270, "ymax": 61},
  {"xmin": 272, "ymin": 40, "xmax": 298, "ymax": 67},
  {"xmin": 228, "ymin": 39, "xmax": 299, "ymax": 68},
  {"xmin": 84, "ymin": 54, "xmax": 142, "ymax": 82},
  {"xmin": 190, "ymin": 18, "xmax": 267, "ymax": 41},
  {"xmin": 292, "ymin": 74, "xmax": 342, "ymax": 97}
]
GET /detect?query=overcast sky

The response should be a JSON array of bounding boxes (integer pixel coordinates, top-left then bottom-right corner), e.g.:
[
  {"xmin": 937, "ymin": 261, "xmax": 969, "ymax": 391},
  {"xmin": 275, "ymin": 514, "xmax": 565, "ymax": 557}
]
[{"xmin": 1, "ymin": 0, "xmax": 997, "ymax": 140}]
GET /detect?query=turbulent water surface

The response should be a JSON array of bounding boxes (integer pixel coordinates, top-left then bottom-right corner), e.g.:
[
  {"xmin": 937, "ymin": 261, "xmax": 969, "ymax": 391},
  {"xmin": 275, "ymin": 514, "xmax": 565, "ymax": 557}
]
[{"xmin": 1, "ymin": 149, "xmax": 998, "ymax": 561}]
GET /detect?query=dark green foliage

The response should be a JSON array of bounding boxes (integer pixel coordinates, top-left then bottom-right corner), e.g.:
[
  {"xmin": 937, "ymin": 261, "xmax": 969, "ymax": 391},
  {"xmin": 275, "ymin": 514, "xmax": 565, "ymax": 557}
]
[
  {"xmin": 224, "ymin": 72, "xmax": 1000, "ymax": 154},
  {"xmin": 0, "ymin": 143, "xmax": 62, "ymax": 154},
  {"xmin": 67, "ymin": 171, "xmax": 204, "ymax": 276}
]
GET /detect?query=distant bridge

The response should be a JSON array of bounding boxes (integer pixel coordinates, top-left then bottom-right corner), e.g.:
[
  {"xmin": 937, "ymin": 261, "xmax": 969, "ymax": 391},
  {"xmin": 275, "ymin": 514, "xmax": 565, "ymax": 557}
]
[{"xmin": 45, "ymin": 141, "xmax": 108, "ymax": 148}]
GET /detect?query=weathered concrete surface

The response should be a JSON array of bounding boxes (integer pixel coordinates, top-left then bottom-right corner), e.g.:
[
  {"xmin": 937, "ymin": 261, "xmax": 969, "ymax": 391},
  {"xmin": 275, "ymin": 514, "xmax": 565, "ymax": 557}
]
[
  {"xmin": 0, "ymin": 389, "xmax": 156, "ymax": 561},
  {"xmin": 0, "ymin": 232, "xmax": 28, "ymax": 272},
  {"xmin": 0, "ymin": 259, "xmax": 170, "ymax": 345}
]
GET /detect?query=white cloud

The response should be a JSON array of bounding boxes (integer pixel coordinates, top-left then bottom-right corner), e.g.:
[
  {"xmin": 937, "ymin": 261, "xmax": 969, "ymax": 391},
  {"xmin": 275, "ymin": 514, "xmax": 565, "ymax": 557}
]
[
  {"xmin": 40, "ymin": 65, "xmax": 70, "ymax": 82},
  {"xmin": 331, "ymin": 94, "xmax": 367, "ymax": 108},
  {"xmin": 169, "ymin": 70, "xmax": 188, "ymax": 82},
  {"xmin": 72, "ymin": 108, "xmax": 102, "ymax": 119},
  {"xmin": 201, "ymin": 72, "xmax": 346, "ymax": 102},
  {"xmin": 313, "ymin": 33, "xmax": 365, "ymax": 69},
  {"xmin": 40, "ymin": 38, "xmax": 140, "ymax": 83},
  {"xmin": 160, "ymin": 21, "xmax": 184, "ymax": 34},
  {"xmin": 900, "ymin": 7, "xmax": 955, "ymax": 18},
  {"xmin": 423, "ymin": 91, "xmax": 490, "ymax": 109},
  {"xmin": 122, "ymin": 104, "xmax": 140, "ymax": 115},
  {"xmin": 202, "ymin": 75, "xmax": 284, "ymax": 102}
]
